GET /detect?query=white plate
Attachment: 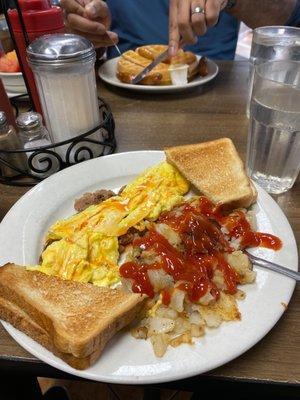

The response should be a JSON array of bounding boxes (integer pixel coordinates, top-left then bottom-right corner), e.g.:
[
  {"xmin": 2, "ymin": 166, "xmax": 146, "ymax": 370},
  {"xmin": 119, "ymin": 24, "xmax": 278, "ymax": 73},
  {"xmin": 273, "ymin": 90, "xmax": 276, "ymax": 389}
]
[
  {"xmin": 7, "ymin": 91, "xmax": 28, "ymax": 99},
  {"xmin": 0, "ymin": 71, "xmax": 27, "ymax": 94},
  {"xmin": 98, "ymin": 56, "xmax": 219, "ymax": 93},
  {"xmin": 0, "ymin": 151, "xmax": 297, "ymax": 384}
]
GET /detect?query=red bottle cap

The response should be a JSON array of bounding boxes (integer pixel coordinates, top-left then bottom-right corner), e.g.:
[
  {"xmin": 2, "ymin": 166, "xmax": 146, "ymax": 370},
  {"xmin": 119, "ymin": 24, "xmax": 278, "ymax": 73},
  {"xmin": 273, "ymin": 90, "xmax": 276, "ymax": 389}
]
[{"xmin": 8, "ymin": 0, "xmax": 64, "ymax": 33}]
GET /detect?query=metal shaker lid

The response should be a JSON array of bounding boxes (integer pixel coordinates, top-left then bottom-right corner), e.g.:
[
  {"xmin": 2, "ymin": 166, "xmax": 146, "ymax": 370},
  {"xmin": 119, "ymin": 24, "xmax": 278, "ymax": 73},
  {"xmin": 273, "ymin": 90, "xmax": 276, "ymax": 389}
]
[
  {"xmin": 27, "ymin": 33, "xmax": 95, "ymax": 66},
  {"xmin": 0, "ymin": 111, "xmax": 7, "ymax": 126},
  {"xmin": 16, "ymin": 112, "xmax": 42, "ymax": 131}
]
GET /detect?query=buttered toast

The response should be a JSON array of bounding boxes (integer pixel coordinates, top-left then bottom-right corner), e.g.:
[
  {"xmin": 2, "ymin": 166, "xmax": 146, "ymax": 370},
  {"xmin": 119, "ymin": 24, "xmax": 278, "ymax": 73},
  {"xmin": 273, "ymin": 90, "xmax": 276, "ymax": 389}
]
[
  {"xmin": 117, "ymin": 45, "xmax": 205, "ymax": 85},
  {"xmin": 0, "ymin": 263, "xmax": 145, "ymax": 368},
  {"xmin": 0, "ymin": 296, "xmax": 99, "ymax": 369},
  {"xmin": 117, "ymin": 49, "xmax": 171, "ymax": 85},
  {"xmin": 165, "ymin": 138, "xmax": 257, "ymax": 209}
]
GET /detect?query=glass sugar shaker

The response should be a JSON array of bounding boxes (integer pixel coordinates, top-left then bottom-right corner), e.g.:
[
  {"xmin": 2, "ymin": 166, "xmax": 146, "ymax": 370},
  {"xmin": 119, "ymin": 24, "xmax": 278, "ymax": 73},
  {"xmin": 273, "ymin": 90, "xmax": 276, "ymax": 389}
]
[
  {"xmin": 16, "ymin": 112, "xmax": 53, "ymax": 178},
  {"xmin": 27, "ymin": 33, "xmax": 103, "ymax": 162},
  {"xmin": 0, "ymin": 111, "xmax": 27, "ymax": 178}
]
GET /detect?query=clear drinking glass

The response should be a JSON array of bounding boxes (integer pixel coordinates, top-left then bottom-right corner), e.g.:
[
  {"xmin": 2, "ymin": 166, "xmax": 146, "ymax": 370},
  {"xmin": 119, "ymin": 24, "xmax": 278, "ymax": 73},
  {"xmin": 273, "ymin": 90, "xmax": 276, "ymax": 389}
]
[
  {"xmin": 246, "ymin": 60, "xmax": 300, "ymax": 194},
  {"xmin": 247, "ymin": 26, "xmax": 300, "ymax": 117}
]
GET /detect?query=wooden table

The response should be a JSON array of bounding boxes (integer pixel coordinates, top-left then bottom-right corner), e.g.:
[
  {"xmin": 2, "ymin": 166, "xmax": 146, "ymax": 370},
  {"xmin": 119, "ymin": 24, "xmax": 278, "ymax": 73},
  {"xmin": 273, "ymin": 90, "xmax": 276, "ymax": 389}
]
[{"xmin": 0, "ymin": 61, "xmax": 299, "ymax": 391}]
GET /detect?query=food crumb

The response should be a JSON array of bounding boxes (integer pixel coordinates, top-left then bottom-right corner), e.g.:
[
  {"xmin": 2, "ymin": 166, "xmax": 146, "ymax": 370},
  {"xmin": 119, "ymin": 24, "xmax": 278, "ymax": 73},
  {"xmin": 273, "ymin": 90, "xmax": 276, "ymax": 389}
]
[{"xmin": 281, "ymin": 302, "xmax": 288, "ymax": 310}]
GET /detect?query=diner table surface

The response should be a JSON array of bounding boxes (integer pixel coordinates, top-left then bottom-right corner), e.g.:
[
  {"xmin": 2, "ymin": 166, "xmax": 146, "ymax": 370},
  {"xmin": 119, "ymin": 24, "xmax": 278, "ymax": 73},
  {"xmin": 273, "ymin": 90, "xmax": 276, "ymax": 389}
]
[{"xmin": 0, "ymin": 60, "xmax": 299, "ymax": 388}]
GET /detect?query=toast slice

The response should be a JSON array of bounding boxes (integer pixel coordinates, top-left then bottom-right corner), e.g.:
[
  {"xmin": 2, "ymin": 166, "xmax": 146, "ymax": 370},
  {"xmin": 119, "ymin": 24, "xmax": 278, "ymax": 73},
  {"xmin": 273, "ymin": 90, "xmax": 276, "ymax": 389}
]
[
  {"xmin": 0, "ymin": 296, "xmax": 100, "ymax": 369},
  {"xmin": 136, "ymin": 45, "xmax": 170, "ymax": 62},
  {"xmin": 117, "ymin": 46, "xmax": 202, "ymax": 85},
  {"xmin": 136, "ymin": 45, "xmax": 190, "ymax": 65},
  {"xmin": 165, "ymin": 138, "xmax": 257, "ymax": 210},
  {"xmin": 0, "ymin": 264, "xmax": 145, "ymax": 360}
]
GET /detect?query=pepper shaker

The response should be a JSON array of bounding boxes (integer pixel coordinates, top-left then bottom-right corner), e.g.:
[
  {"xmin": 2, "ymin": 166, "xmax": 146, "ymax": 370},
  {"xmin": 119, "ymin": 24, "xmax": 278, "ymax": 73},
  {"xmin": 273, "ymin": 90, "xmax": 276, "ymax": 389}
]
[{"xmin": 16, "ymin": 112, "xmax": 54, "ymax": 177}]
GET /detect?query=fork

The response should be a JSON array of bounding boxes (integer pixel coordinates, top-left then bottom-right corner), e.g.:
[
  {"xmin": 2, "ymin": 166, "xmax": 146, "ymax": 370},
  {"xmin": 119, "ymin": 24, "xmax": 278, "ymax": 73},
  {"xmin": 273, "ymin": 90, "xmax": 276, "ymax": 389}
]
[{"xmin": 244, "ymin": 250, "xmax": 300, "ymax": 281}]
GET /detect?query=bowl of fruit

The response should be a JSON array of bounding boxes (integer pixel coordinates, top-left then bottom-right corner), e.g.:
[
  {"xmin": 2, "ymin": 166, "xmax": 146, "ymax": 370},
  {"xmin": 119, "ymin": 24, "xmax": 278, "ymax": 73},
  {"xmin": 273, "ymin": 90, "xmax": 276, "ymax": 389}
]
[{"xmin": 0, "ymin": 50, "xmax": 26, "ymax": 94}]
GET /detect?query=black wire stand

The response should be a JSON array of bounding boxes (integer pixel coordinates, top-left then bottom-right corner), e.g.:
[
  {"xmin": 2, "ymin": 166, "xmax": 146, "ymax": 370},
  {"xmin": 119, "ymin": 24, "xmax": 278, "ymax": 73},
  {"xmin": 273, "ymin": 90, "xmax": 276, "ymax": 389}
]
[
  {"xmin": 0, "ymin": 98, "xmax": 116, "ymax": 186},
  {"xmin": 0, "ymin": 0, "xmax": 117, "ymax": 186}
]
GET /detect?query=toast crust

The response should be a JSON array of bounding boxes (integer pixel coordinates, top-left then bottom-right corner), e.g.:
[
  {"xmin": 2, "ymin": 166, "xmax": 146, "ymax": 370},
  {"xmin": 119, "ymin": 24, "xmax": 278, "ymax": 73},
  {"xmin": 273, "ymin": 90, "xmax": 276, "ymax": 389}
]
[
  {"xmin": 0, "ymin": 264, "xmax": 145, "ymax": 359},
  {"xmin": 165, "ymin": 138, "xmax": 257, "ymax": 210},
  {"xmin": 0, "ymin": 296, "xmax": 100, "ymax": 369}
]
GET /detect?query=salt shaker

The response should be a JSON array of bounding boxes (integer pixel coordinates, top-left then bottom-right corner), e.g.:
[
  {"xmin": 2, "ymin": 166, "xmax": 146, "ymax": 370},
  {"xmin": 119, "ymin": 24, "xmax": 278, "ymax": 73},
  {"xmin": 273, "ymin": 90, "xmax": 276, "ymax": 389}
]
[
  {"xmin": 16, "ymin": 112, "xmax": 52, "ymax": 177},
  {"xmin": 0, "ymin": 111, "xmax": 27, "ymax": 177},
  {"xmin": 27, "ymin": 34, "xmax": 103, "ymax": 162}
]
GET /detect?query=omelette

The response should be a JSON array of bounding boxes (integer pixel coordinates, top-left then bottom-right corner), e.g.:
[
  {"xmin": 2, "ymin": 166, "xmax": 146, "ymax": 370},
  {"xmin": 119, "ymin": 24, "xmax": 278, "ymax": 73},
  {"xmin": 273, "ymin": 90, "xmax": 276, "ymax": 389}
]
[{"xmin": 30, "ymin": 162, "xmax": 189, "ymax": 286}]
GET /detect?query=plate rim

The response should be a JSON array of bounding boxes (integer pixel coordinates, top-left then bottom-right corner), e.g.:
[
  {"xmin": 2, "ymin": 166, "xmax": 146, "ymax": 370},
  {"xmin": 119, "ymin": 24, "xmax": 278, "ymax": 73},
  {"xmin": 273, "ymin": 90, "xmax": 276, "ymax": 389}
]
[
  {"xmin": 98, "ymin": 56, "xmax": 219, "ymax": 92},
  {"xmin": 0, "ymin": 150, "xmax": 298, "ymax": 384},
  {"xmin": 6, "ymin": 91, "xmax": 28, "ymax": 98},
  {"xmin": 0, "ymin": 71, "xmax": 22, "ymax": 77}
]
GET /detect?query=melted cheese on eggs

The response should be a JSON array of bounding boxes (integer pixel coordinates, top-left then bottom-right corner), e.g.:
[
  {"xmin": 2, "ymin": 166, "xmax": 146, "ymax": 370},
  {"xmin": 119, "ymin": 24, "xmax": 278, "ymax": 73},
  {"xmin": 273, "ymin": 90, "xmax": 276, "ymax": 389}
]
[{"xmin": 30, "ymin": 162, "xmax": 189, "ymax": 287}]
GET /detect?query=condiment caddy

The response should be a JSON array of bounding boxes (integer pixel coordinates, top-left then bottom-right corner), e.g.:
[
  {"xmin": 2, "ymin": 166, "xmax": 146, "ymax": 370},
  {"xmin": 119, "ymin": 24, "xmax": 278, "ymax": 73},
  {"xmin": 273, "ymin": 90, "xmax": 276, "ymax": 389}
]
[
  {"xmin": 0, "ymin": 0, "xmax": 116, "ymax": 186},
  {"xmin": 0, "ymin": 98, "xmax": 116, "ymax": 186}
]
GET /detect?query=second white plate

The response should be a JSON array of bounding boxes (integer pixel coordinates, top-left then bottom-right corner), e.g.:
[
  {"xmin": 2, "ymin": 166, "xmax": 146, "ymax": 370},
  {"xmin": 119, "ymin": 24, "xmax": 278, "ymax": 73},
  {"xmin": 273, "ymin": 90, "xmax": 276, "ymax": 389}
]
[{"xmin": 98, "ymin": 56, "xmax": 219, "ymax": 93}]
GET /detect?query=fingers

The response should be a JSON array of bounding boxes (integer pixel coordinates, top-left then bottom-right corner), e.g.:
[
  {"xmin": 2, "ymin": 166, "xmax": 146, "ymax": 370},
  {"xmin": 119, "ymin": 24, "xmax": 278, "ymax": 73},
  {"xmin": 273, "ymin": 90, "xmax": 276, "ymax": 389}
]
[
  {"xmin": 66, "ymin": 13, "xmax": 107, "ymax": 34},
  {"xmin": 65, "ymin": 12, "xmax": 118, "ymax": 47},
  {"xmin": 84, "ymin": 0, "xmax": 109, "ymax": 20},
  {"xmin": 205, "ymin": 0, "xmax": 222, "ymax": 28},
  {"xmin": 60, "ymin": 0, "xmax": 85, "ymax": 16},
  {"xmin": 191, "ymin": 0, "xmax": 207, "ymax": 36},
  {"xmin": 66, "ymin": 27, "xmax": 118, "ymax": 47},
  {"xmin": 61, "ymin": 0, "xmax": 116, "ymax": 48},
  {"xmin": 73, "ymin": 0, "xmax": 90, "ymax": 7},
  {"xmin": 78, "ymin": 0, "xmax": 91, "ymax": 6},
  {"xmin": 178, "ymin": 0, "xmax": 197, "ymax": 44},
  {"xmin": 168, "ymin": 0, "xmax": 223, "ymax": 55},
  {"xmin": 169, "ymin": 0, "xmax": 180, "ymax": 57}
]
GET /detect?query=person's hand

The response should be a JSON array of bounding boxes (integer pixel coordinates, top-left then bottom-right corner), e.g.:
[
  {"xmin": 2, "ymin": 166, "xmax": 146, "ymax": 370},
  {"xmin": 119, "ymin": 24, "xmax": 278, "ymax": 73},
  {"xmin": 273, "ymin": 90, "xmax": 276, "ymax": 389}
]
[
  {"xmin": 60, "ymin": 0, "xmax": 118, "ymax": 48},
  {"xmin": 169, "ymin": 0, "xmax": 228, "ymax": 56}
]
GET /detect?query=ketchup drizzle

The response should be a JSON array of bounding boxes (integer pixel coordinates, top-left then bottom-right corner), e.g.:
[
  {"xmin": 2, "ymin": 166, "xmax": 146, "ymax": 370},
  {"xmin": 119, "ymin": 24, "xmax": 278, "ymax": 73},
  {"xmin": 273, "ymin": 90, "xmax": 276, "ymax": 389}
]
[{"xmin": 119, "ymin": 197, "xmax": 282, "ymax": 301}]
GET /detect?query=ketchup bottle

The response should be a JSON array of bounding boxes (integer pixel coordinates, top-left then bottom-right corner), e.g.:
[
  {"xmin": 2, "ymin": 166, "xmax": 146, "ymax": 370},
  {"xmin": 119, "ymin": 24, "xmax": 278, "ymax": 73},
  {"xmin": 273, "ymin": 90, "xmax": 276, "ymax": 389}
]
[{"xmin": 8, "ymin": 0, "xmax": 65, "ymax": 115}]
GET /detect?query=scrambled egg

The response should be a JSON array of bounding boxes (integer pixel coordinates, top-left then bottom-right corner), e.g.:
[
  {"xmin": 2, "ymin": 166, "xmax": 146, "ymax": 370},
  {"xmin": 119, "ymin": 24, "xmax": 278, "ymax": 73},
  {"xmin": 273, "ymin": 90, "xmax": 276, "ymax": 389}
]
[{"xmin": 30, "ymin": 162, "xmax": 189, "ymax": 286}]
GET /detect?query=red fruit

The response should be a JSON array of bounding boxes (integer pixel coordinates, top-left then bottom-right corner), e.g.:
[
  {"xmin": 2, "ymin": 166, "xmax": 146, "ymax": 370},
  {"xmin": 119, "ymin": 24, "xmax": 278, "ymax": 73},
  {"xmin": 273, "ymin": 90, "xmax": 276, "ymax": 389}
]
[
  {"xmin": 6, "ymin": 50, "xmax": 17, "ymax": 60},
  {"xmin": 0, "ymin": 54, "xmax": 21, "ymax": 73},
  {"xmin": 0, "ymin": 51, "xmax": 21, "ymax": 73}
]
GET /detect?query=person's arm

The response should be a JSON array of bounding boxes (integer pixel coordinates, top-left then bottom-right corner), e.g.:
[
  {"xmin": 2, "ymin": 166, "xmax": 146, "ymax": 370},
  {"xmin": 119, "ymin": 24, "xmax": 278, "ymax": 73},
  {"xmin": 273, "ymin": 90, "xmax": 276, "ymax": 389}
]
[
  {"xmin": 169, "ymin": 0, "xmax": 299, "ymax": 56},
  {"xmin": 227, "ymin": 0, "xmax": 298, "ymax": 28}
]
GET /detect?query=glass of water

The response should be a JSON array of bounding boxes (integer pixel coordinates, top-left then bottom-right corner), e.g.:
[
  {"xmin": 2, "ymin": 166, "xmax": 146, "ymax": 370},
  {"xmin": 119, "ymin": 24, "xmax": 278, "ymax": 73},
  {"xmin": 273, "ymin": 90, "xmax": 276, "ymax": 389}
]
[
  {"xmin": 246, "ymin": 60, "xmax": 300, "ymax": 194},
  {"xmin": 247, "ymin": 26, "xmax": 300, "ymax": 116}
]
